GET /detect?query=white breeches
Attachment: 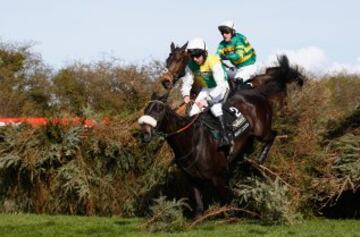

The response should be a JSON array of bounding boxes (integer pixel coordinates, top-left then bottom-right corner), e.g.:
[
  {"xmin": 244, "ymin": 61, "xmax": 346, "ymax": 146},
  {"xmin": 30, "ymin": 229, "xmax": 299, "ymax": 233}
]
[
  {"xmin": 189, "ymin": 87, "xmax": 228, "ymax": 117},
  {"xmin": 234, "ymin": 64, "xmax": 257, "ymax": 82}
]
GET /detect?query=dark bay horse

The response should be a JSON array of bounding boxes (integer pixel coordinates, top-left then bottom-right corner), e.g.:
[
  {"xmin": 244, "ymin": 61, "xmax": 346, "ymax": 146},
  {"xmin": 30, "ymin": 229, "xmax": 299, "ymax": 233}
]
[
  {"xmin": 161, "ymin": 42, "xmax": 189, "ymax": 90},
  {"xmin": 246, "ymin": 56, "xmax": 304, "ymax": 114},
  {"xmin": 138, "ymin": 89, "xmax": 276, "ymax": 216},
  {"xmin": 161, "ymin": 42, "xmax": 304, "ymax": 113}
]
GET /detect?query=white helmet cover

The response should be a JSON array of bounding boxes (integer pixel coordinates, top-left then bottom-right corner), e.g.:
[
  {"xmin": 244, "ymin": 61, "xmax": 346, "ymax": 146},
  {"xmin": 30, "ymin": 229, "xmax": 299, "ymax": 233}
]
[
  {"xmin": 187, "ymin": 38, "xmax": 207, "ymax": 51},
  {"xmin": 218, "ymin": 20, "xmax": 236, "ymax": 31}
]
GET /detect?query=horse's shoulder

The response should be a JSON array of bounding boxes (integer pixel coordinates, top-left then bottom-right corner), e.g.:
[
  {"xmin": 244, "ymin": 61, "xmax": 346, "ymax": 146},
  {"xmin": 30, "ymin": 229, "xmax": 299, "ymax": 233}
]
[{"xmin": 265, "ymin": 67, "xmax": 278, "ymax": 75}]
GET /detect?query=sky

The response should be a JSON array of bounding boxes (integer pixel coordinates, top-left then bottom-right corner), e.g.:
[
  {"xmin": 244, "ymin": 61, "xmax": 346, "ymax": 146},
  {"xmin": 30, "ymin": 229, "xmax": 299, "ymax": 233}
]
[{"xmin": 1, "ymin": 0, "xmax": 360, "ymax": 75}]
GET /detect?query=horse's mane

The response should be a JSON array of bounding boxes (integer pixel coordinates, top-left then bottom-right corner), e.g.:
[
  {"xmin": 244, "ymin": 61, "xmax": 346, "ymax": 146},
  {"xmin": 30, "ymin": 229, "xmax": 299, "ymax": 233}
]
[
  {"xmin": 243, "ymin": 55, "xmax": 304, "ymax": 99},
  {"xmin": 274, "ymin": 55, "xmax": 304, "ymax": 86}
]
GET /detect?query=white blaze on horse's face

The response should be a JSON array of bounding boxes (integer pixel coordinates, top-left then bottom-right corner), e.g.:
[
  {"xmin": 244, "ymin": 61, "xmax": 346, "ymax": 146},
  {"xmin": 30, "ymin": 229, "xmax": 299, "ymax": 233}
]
[
  {"xmin": 161, "ymin": 68, "xmax": 169, "ymax": 74},
  {"xmin": 138, "ymin": 115, "xmax": 158, "ymax": 128}
]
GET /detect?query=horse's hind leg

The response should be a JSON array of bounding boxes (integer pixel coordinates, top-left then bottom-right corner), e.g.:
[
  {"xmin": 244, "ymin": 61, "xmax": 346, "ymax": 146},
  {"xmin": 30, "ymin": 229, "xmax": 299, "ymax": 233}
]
[
  {"xmin": 258, "ymin": 130, "xmax": 277, "ymax": 163},
  {"xmin": 278, "ymin": 91, "xmax": 288, "ymax": 116}
]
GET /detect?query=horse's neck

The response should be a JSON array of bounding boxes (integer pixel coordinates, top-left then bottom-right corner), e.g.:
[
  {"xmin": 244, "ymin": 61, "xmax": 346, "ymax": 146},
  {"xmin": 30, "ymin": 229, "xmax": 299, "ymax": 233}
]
[
  {"xmin": 160, "ymin": 106, "xmax": 193, "ymax": 134},
  {"xmin": 160, "ymin": 106, "xmax": 201, "ymax": 153},
  {"xmin": 250, "ymin": 74, "xmax": 273, "ymax": 85},
  {"xmin": 179, "ymin": 55, "xmax": 190, "ymax": 75}
]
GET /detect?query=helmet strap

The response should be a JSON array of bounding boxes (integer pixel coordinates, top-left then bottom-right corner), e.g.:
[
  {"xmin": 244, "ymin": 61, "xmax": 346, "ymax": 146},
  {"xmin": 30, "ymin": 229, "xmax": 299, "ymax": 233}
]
[{"xmin": 202, "ymin": 51, "xmax": 208, "ymax": 62}]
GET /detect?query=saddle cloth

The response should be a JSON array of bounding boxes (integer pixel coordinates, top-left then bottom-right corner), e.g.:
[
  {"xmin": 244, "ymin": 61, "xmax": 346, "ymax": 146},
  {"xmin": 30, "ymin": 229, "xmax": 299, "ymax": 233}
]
[{"xmin": 200, "ymin": 103, "xmax": 250, "ymax": 140}]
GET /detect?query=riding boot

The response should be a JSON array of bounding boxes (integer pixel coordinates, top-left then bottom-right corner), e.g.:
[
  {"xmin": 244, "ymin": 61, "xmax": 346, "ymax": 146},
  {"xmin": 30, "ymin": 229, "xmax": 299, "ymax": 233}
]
[{"xmin": 217, "ymin": 115, "xmax": 231, "ymax": 147}]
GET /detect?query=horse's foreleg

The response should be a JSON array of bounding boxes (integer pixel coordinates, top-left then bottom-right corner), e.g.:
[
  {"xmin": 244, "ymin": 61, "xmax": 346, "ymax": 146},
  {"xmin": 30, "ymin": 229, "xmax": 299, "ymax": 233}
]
[
  {"xmin": 258, "ymin": 130, "xmax": 277, "ymax": 163},
  {"xmin": 211, "ymin": 176, "xmax": 233, "ymax": 205},
  {"xmin": 193, "ymin": 186, "xmax": 204, "ymax": 218},
  {"xmin": 279, "ymin": 92, "xmax": 288, "ymax": 116}
]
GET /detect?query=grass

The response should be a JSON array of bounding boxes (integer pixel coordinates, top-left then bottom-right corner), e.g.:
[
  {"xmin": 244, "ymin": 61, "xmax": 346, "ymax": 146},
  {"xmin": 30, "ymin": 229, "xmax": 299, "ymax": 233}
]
[{"xmin": 0, "ymin": 214, "xmax": 360, "ymax": 237}]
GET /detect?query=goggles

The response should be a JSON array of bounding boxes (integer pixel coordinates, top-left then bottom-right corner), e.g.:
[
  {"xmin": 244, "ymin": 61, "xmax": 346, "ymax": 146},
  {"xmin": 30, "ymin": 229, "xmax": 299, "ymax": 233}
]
[
  {"xmin": 188, "ymin": 49, "xmax": 204, "ymax": 58},
  {"xmin": 219, "ymin": 27, "xmax": 233, "ymax": 35}
]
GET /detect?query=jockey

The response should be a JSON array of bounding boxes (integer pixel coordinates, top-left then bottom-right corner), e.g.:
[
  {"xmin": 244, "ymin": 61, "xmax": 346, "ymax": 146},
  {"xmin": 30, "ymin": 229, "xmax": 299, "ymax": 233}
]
[
  {"xmin": 180, "ymin": 38, "xmax": 231, "ymax": 147},
  {"xmin": 216, "ymin": 20, "xmax": 257, "ymax": 86}
]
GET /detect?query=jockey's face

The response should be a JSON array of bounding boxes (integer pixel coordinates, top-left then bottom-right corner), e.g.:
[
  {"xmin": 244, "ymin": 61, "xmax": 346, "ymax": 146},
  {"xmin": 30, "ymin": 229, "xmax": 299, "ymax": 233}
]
[
  {"xmin": 220, "ymin": 27, "xmax": 233, "ymax": 42},
  {"xmin": 221, "ymin": 31, "xmax": 232, "ymax": 42},
  {"xmin": 192, "ymin": 54, "xmax": 205, "ymax": 65}
]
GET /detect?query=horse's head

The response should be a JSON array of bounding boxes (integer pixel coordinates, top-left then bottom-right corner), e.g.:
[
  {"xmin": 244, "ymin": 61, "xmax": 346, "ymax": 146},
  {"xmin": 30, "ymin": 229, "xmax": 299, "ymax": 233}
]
[
  {"xmin": 138, "ymin": 92, "xmax": 169, "ymax": 142},
  {"xmin": 161, "ymin": 42, "xmax": 189, "ymax": 90},
  {"xmin": 287, "ymin": 65, "xmax": 305, "ymax": 87},
  {"xmin": 277, "ymin": 55, "xmax": 305, "ymax": 87},
  {"xmin": 260, "ymin": 55, "xmax": 305, "ymax": 88}
]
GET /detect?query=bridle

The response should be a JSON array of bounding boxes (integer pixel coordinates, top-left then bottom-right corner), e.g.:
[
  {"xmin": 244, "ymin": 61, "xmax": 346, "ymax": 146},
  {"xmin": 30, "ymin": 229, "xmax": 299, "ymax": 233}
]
[
  {"xmin": 146, "ymin": 100, "xmax": 199, "ymax": 138},
  {"xmin": 163, "ymin": 51, "xmax": 189, "ymax": 85}
]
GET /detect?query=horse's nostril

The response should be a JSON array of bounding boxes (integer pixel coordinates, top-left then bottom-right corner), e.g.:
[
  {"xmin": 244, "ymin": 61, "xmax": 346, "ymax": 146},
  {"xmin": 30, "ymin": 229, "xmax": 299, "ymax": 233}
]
[{"xmin": 162, "ymin": 80, "xmax": 173, "ymax": 89}]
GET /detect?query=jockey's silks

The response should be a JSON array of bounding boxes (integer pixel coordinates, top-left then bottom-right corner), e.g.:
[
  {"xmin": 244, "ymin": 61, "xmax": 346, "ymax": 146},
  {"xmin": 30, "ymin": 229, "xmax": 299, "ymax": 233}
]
[
  {"xmin": 217, "ymin": 33, "xmax": 256, "ymax": 68},
  {"xmin": 187, "ymin": 54, "xmax": 228, "ymax": 88}
]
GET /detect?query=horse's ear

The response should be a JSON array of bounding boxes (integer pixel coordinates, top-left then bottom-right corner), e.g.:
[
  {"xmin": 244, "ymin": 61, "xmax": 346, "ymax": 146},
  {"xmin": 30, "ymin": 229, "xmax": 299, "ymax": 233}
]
[
  {"xmin": 170, "ymin": 42, "xmax": 175, "ymax": 52},
  {"xmin": 181, "ymin": 42, "xmax": 188, "ymax": 51},
  {"xmin": 151, "ymin": 91, "xmax": 158, "ymax": 100},
  {"xmin": 278, "ymin": 55, "xmax": 289, "ymax": 68}
]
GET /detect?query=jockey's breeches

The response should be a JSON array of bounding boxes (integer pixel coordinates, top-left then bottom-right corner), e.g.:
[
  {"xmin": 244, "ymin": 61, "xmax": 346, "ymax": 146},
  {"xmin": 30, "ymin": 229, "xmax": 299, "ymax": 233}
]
[
  {"xmin": 189, "ymin": 87, "xmax": 228, "ymax": 117},
  {"xmin": 235, "ymin": 64, "xmax": 257, "ymax": 82}
]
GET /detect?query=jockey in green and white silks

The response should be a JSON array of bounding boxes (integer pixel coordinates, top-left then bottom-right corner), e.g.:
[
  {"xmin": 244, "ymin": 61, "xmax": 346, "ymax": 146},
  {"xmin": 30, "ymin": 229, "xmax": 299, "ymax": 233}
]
[
  {"xmin": 180, "ymin": 38, "xmax": 231, "ymax": 147},
  {"xmin": 216, "ymin": 20, "xmax": 257, "ymax": 83}
]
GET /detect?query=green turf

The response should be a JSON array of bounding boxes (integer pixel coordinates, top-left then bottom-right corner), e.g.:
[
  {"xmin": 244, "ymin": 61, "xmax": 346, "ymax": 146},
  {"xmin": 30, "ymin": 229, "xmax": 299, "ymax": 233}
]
[{"xmin": 0, "ymin": 213, "xmax": 359, "ymax": 237}]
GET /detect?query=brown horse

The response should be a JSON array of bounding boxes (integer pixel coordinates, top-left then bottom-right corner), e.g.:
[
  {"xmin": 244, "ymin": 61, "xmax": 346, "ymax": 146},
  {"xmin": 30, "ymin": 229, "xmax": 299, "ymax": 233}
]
[
  {"xmin": 161, "ymin": 42, "xmax": 189, "ymax": 90},
  {"xmin": 138, "ymin": 88, "xmax": 276, "ymax": 216},
  {"xmin": 161, "ymin": 42, "xmax": 304, "ymax": 114}
]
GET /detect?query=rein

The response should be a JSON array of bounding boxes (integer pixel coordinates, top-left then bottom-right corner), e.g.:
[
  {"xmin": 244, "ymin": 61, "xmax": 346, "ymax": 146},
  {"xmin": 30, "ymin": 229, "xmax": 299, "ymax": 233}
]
[
  {"xmin": 165, "ymin": 112, "xmax": 199, "ymax": 138},
  {"xmin": 164, "ymin": 66, "xmax": 185, "ymax": 83},
  {"xmin": 164, "ymin": 51, "xmax": 189, "ymax": 83},
  {"xmin": 148, "ymin": 100, "xmax": 200, "ymax": 138}
]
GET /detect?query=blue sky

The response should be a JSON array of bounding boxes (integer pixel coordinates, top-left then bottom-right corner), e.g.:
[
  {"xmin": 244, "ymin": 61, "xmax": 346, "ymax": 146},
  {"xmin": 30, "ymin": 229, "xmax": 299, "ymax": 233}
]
[{"xmin": 1, "ymin": 0, "xmax": 360, "ymax": 74}]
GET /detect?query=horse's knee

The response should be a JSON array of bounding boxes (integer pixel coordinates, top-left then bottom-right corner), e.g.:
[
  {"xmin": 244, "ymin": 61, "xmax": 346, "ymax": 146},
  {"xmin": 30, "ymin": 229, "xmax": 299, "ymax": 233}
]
[
  {"xmin": 257, "ymin": 129, "xmax": 277, "ymax": 143},
  {"xmin": 264, "ymin": 130, "xmax": 277, "ymax": 142},
  {"xmin": 211, "ymin": 177, "xmax": 232, "ymax": 204}
]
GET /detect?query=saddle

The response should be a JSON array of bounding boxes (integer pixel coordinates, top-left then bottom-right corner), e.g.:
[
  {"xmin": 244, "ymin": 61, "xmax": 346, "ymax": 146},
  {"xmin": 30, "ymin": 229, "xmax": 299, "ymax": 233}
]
[{"xmin": 224, "ymin": 67, "xmax": 253, "ymax": 92}]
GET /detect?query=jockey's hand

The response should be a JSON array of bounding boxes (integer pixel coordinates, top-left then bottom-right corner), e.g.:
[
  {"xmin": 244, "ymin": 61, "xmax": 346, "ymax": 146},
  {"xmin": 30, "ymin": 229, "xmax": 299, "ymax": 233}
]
[
  {"xmin": 184, "ymin": 96, "xmax": 191, "ymax": 104},
  {"xmin": 196, "ymin": 99, "xmax": 208, "ymax": 109}
]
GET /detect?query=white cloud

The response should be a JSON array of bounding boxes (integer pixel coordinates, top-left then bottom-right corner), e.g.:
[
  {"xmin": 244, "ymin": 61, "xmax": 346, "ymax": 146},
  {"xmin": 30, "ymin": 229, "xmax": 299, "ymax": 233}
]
[
  {"xmin": 265, "ymin": 46, "xmax": 328, "ymax": 73},
  {"xmin": 263, "ymin": 46, "xmax": 360, "ymax": 76},
  {"xmin": 327, "ymin": 62, "xmax": 360, "ymax": 75}
]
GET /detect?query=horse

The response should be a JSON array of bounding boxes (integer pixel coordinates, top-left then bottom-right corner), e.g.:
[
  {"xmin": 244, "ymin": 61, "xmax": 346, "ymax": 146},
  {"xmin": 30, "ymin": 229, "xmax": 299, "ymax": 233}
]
[
  {"xmin": 246, "ymin": 56, "xmax": 304, "ymax": 114},
  {"xmin": 138, "ymin": 87, "xmax": 277, "ymax": 216},
  {"xmin": 161, "ymin": 42, "xmax": 304, "ymax": 114},
  {"xmin": 161, "ymin": 42, "xmax": 189, "ymax": 90}
]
